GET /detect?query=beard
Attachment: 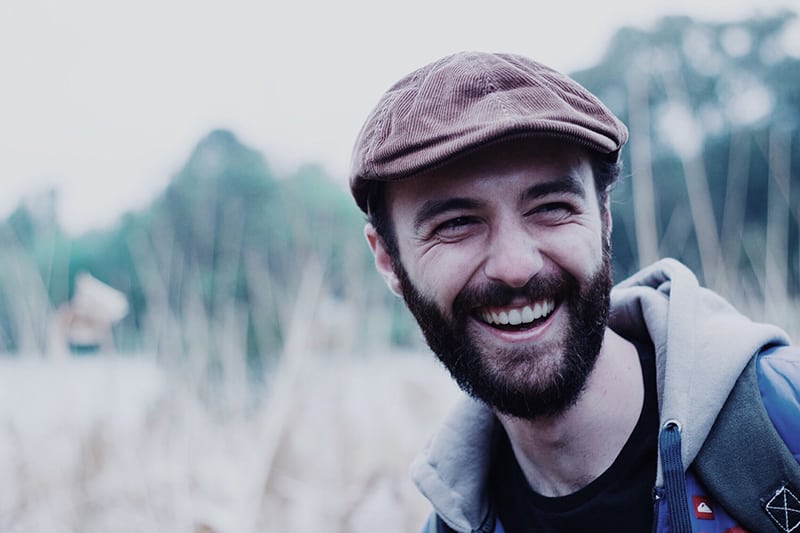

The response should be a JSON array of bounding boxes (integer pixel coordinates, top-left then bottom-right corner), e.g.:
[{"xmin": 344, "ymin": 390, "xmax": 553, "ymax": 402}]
[{"xmin": 394, "ymin": 244, "xmax": 612, "ymax": 421}]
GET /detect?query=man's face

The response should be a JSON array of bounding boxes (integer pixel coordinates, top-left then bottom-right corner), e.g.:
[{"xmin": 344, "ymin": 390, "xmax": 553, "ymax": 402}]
[{"xmin": 367, "ymin": 140, "xmax": 612, "ymax": 420}]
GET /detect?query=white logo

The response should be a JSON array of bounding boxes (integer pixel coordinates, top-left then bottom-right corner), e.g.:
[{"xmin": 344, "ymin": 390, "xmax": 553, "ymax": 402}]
[{"xmin": 697, "ymin": 501, "xmax": 713, "ymax": 514}]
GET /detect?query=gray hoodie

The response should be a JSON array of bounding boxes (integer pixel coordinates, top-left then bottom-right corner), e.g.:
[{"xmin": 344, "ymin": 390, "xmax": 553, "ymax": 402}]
[{"xmin": 410, "ymin": 258, "xmax": 791, "ymax": 532}]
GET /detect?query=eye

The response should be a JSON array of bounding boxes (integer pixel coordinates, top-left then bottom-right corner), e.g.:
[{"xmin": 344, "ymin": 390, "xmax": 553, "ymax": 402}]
[
  {"xmin": 539, "ymin": 202, "xmax": 572, "ymax": 213},
  {"xmin": 431, "ymin": 216, "xmax": 480, "ymax": 240},
  {"xmin": 528, "ymin": 202, "xmax": 574, "ymax": 223}
]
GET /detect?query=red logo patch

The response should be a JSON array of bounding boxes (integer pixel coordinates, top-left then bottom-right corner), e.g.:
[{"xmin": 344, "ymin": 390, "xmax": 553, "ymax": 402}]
[{"xmin": 693, "ymin": 496, "xmax": 715, "ymax": 520}]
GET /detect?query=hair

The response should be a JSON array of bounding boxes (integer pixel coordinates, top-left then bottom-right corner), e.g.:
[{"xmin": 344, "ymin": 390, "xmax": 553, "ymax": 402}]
[{"xmin": 366, "ymin": 151, "xmax": 622, "ymax": 265}]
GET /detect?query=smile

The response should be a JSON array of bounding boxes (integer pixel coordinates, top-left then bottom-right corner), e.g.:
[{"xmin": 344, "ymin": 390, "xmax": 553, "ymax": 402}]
[{"xmin": 478, "ymin": 298, "xmax": 556, "ymax": 327}]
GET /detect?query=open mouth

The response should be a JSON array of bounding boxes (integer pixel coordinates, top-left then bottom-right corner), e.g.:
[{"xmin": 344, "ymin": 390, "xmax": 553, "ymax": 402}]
[{"xmin": 476, "ymin": 298, "xmax": 557, "ymax": 331}]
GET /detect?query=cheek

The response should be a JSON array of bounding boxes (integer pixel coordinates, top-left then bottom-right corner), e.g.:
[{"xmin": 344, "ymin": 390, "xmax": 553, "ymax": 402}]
[
  {"xmin": 539, "ymin": 227, "xmax": 605, "ymax": 273},
  {"xmin": 406, "ymin": 245, "xmax": 482, "ymax": 304}
]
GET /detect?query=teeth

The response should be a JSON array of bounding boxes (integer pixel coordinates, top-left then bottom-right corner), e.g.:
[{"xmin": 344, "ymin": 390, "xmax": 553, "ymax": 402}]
[
  {"xmin": 521, "ymin": 306, "xmax": 534, "ymax": 322},
  {"xmin": 480, "ymin": 299, "xmax": 555, "ymax": 326}
]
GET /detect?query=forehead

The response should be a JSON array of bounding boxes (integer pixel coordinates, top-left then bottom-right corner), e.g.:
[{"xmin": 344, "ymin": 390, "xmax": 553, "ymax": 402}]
[{"xmin": 384, "ymin": 139, "xmax": 595, "ymax": 211}]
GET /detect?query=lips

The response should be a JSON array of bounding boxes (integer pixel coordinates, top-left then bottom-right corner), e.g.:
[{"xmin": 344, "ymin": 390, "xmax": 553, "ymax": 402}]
[{"xmin": 478, "ymin": 298, "xmax": 556, "ymax": 327}]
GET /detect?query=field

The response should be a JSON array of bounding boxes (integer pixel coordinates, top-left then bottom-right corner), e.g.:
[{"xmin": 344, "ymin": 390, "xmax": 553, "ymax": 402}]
[{"xmin": 0, "ymin": 351, "xmax": 462, "ymax": 533}]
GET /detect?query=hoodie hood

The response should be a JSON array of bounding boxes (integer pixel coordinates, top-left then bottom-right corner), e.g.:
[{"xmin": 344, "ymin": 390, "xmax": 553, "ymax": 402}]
[
  {"xmin": 610, "ymin": 258, "xmax": 790, "ymax": 484},
  {"xmin": 411, "ymin": 258, "xmax": 791, "ymax": 532}
]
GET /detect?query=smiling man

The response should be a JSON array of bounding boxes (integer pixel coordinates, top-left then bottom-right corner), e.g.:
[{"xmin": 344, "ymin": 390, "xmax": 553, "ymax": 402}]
[
  {"xmin": 373, "ymin": 139, "xmax": 617, "ymax": 425},
  {"xmin": 349, "ymin": 52, "xmax": 800, "ymax": 533}
]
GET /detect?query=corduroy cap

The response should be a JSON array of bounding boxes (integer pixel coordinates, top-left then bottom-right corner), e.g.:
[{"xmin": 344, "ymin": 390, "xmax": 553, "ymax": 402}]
[{"xmin": 349, "ymin": 51, "xmax": 628, "ymax": 213}]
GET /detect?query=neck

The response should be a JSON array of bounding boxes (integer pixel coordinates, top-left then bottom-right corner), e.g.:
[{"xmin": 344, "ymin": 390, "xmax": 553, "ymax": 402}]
[{"xmin": 495, "ymin": 328, "xmax": 643, "ymax": 497}]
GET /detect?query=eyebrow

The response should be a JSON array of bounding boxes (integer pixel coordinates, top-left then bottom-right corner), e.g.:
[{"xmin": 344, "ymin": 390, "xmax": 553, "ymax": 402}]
[
  {"xmin": 520, "ymin": 174, "xmax": 587, "ymax": 202},
  {"xmin": 413, "ymin": 197, "xmax": 484, "ymax": 233}
]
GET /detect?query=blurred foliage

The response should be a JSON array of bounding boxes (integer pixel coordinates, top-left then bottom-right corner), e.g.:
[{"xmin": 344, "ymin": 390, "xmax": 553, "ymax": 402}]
[
  {"xmin": 0, "ymin": 130, "xmax": 398, "ymax": 365},
  {"xmin": 571, "ymin": 11, "xmax": 800, "ymax": 296},
  {"xmin": 0, "ymin": 11, "xmax": 798, "ymax": 359}
]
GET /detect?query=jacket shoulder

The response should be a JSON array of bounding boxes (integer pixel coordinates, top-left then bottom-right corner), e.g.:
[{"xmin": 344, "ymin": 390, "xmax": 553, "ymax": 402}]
[
  {"xmin": 757, "ymin": 344, "xmax": 800, "ymax": 460},
  {"xmin": 693, "ymin": 344, "xmax": 800, "ymax": 532}
]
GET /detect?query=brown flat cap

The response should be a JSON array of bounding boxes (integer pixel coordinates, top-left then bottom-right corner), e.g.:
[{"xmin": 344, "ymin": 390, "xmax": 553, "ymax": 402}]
[{"xmin": 349, "ymin": 51, "xmax": 628, "ymax": 213}]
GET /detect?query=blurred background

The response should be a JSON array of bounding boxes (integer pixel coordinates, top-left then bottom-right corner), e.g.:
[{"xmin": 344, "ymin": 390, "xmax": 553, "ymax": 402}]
[{"xmin": 1, "ymin": 1, "xmax": 799, "ymax": 531}]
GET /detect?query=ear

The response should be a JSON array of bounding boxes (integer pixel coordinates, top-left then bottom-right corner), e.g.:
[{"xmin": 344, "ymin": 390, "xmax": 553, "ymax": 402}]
[{"xmin": 364, "ymin": 223, "xmax": 403, "ymax": 297}]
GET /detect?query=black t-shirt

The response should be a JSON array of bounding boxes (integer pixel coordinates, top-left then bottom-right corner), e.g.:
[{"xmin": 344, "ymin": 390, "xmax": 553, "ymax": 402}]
[{"xmin": 491, "ymin": 338, "xmax": 658, "ymax": 532}]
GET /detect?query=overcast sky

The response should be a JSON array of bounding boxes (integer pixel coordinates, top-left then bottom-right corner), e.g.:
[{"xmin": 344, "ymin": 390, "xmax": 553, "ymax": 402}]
[{"xmin": 1, "ymin": 0, "xmax": 795, "ymax": 234}]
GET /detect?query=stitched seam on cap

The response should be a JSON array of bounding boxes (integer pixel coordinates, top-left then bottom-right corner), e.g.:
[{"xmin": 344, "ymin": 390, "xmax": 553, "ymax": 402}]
[
  {"xmin": 472, "ymin": 54, "xmax": 513, "ymax": 123},
  {"xmin": 365, "ymin": 63, "xmax": 432, "ymax": 177},
  {"xmin": 364, "ymin": 94, "xmax": 395, "ymax": 175}
]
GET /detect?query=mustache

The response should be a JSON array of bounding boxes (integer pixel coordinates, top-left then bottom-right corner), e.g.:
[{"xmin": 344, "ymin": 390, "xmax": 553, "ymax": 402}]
[{"xmin": 452, "ymin": 273, "xmax": 568, "ymax": 314}]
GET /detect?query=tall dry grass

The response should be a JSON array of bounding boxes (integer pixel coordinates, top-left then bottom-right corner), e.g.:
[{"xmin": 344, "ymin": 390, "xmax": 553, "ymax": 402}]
[
  {"xmin": 625, "ymin": 58, "xmax": 799, "ymax": 340},
  {"xmin": 0, "ymin": 351, "xmax": 460, "ymax": 533}
]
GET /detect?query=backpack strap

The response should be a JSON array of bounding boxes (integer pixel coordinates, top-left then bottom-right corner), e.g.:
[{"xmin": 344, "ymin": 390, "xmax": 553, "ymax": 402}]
[{"xmin": 693, "ymin": 346, "xmax": 800, "ymax": 532}]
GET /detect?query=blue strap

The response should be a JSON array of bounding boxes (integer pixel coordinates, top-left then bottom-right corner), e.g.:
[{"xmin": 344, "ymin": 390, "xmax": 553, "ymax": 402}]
[
  {"xmin": 757, "ymin": 345, "xmax": 800, "ymax": 461},
  {"xmin": 660, "ymin": 421, "xmax": 692, "ymax": 533}
]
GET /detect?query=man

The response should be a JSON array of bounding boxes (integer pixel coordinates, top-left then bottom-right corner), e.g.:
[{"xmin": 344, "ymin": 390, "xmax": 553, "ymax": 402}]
[{"xmin": 349, "ymin": 52, "xmax": 800, "ymax": 533}]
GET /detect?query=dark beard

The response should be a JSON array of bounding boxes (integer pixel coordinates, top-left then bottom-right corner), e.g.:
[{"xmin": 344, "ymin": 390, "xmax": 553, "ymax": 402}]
[{"xmin": 395, "ymin": 246, "xmax": 612, "ymax": 421}]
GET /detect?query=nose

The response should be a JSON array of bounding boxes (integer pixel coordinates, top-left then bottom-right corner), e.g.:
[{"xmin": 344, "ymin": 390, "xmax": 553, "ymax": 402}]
[{"xmin": 483, "ymin": 220, "xmax": 544, "ymax": 288}]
